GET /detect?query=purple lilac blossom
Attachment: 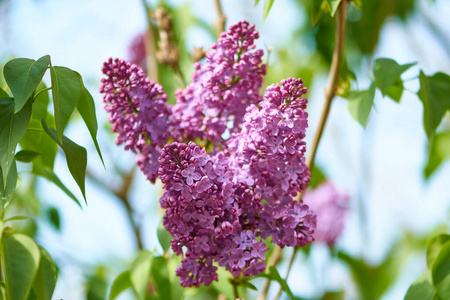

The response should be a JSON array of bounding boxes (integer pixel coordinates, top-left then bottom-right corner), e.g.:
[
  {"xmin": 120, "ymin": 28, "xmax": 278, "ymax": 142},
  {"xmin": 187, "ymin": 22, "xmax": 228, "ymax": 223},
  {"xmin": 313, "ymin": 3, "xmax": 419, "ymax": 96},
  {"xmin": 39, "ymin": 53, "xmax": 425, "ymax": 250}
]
[
  {"xmin": 101, "ymin": 21, "xmax": 317, "ymax": 287},
  {"xmin": 158, "ymin": 142, "xmax": 268, "ymax": 287},
  {"xmin": 171, "ymin": 20, "xmax": 266, "ymax": 144},
  {"xmin": 100, "ymin": 58, "xmax": 172, "ymax": 182},
  {"xmin": 303, "ymin": 181, "xmax": 349, "ymax": 246},
  {"xmin": 226, "ymin": 78, "xmax": 316, "ymax": 248},
  {"xmin": 128, "ymin": 33, "xmax": 146, "ymax": 70}
]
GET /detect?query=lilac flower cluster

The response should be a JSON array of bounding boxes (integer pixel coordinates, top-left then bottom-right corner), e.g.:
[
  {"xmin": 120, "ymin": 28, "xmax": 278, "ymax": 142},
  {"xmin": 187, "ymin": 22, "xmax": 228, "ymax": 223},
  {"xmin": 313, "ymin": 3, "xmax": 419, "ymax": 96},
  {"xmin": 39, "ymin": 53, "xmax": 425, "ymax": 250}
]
[
  {"xmin": 127, "ymin": 33, "xmax": 146, "ymax": 70},
  {"xmin": 158, "ymin": 142, "xmax": 268, "ymax": 286},
  {"xmin": 101, "ymin": 21, "xmax": 316, "ymax": 287},
  {"xmin": 100, "ymin": 58, "xmax": 172, "ymax": 182},
  {"xmin": 303, "ymin": 182, "xmax": 349, "ymax": 246},
  {"xmin": 171, "ymin": 21, "xmax": 266, "ymax": 143},
  {"xmin": 226, "ymin": 78, "xmax": 315, "ymax": 248}
]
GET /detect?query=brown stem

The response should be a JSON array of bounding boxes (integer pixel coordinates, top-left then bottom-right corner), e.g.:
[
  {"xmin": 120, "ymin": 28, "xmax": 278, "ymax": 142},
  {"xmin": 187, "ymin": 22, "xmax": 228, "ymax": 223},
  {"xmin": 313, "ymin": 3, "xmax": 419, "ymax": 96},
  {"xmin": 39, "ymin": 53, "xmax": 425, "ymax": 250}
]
[
  {"xmin": 258, "ymin": 1, "xmax": 350, "ymax": 299},
  {"xmin": 86, "ymin": 168, "xmax": 143, "ymax": 250},
  {"xmin": 141, "ymin": 0, "xmax": 159, "ymax": 81},
  {"xmin": 214, "ymin": 0, "xmax": 226, "ymax": 36}
]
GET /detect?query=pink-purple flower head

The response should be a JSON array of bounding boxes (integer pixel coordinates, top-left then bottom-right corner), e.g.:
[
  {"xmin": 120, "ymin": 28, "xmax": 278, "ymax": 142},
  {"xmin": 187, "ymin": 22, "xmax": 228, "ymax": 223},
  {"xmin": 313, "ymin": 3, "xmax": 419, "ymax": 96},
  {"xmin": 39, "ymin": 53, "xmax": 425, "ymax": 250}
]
[{"xmin": 304, "ymin": 181, "xmax": 350, "ymax": 246}]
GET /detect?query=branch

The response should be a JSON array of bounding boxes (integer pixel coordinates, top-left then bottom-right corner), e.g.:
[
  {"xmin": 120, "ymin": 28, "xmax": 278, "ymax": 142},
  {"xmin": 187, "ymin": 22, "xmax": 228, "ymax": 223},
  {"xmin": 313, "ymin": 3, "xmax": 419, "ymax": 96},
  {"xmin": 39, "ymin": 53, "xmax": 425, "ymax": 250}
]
[
  {"xmin": 141, "ymin": 0, "xmax": 159, "ymax": 81},
  {"xmin": 214, "ymin": 0, "xmax": 226, "ymax": 35},
  {"xmin": 258, "ymin": 1, "xmax": 350, "ymax": 299}
]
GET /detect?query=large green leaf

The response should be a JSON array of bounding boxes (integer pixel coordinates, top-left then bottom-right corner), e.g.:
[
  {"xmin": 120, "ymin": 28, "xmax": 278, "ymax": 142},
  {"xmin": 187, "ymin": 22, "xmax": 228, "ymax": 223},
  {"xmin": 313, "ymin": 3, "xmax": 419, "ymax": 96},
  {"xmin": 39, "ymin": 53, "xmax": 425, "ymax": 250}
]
[
  {"xmin": 431, "ymin": 241, "xmax": 450, "ymax": 299},
  {"xmin": 404, "ymin": 272, "xmax": 436, "ymax": 300},
  {"xmin": 130, "ymin": 250, "xmax": 153, "ymax": 300},
  {"xmin": 0, "ymin": 160, "xmax": 17, "ymax": 211},
  {"xmin": 424, "ymin": 131, "xmax": 450, "ymax": 179},
  {"xmin": 3, "ymin": 55, "xmax": 50, "ymax": 113},
  {"xmin": 373, "ymin": 58, "xmax": 415, "ymax": 97},
  {"xmin": 2, "ymin": 233, "xmax": 41, "ymax": 300},
  {"xmin": 32, "ymin": 166, "xmax": 81, "ymax": 207},
  {"xmin": 32, "ymin": 246, "xmax": 58, "ymax": 300},
  {"xmin": 0, "ymin": 99, "xmax": 32, "ymax": 186},
  {"xmin": 75, "ymin": 78, "xmax": 104, "ymax": 166},
  {"xmin": 50, "ymin": 66, "xmax": 82, "ymax": 142},
  {"xmin": 109, "ymin": 271, "xmax": 132, "ymax": 300},
  {"xmin": 417, "ymin": 71, "xmax": 450, "ymax": 139},
  {"xmin": 42, "ymin": 119, "xmax": 87, "ymax": 202},
  {"xmin": 347, "ymin": 83, "xmax": 376, "ymax": 128}
]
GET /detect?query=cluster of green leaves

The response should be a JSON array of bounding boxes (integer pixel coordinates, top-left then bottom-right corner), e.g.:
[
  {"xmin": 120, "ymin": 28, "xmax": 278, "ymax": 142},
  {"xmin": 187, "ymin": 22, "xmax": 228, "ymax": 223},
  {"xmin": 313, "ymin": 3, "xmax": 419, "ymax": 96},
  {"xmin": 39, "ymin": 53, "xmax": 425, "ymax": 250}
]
[
  {"xmin": 0, "ymin": 55, "xmax": 102, "ymax": 299},
  {"xmin": 405, "ymin": 233, "xmax": 450, "ymax": 300},
  {"xmin": 342, "ymin": 57, "xmax": 450, "ymax": 177}
]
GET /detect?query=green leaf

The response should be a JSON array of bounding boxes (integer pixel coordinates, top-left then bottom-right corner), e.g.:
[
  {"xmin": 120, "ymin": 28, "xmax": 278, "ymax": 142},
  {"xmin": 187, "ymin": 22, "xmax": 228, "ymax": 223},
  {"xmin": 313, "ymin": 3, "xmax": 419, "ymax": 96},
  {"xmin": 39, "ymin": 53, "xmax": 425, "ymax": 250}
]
[
  {"xmin": 405, "ymin": 272, "xmax": 436, "ymax": 300},
  {"xmin": 0, "ymin": 160, "xmax": 17, "ymax": 211},
  {"xmin": 75, "ymin": 79, "xmax": 104, "ymax": 166},
  {"xmin": 0, "ymin": 97, "xmax": 15, "ymax": 133},
  {"xmin": 32, "ymin": 166, "xmax": 81, "ymax": 207},
  {"xmin": 0, "ymin": 87, "xmax": 8, "ymax": 97},
  {"xmin": 0, "ymin": 98, "xmax": 31, "ymax": 185},
  {"xmin": 20, "ymin": 118, "xmax": 57, "ymax": 170},
  {"xmin": 86, "ymin": 267, "xmax": 108, "ymax": 300},
  {"xmin": 157, "ymin": 219, "xmax": 172, "ymax": 254},
  {"xmin": 309, "ymin": 165, "xmax": 327, "ymax": 189},
  {"xmin": 424, "ymin": 131, "xmax": 450, "ymax": 179},
  {"xmin": 257, "ymin": 267, "xmax": 295, "ymax": 300},
  {"xmin": 427, "ymin": 234, "xmax": 450, "ymax": 269},
  {"xmin": 109, "ymin": 271, "xmax": 132, "ymax": 300},
  {"xmin": 347, "ymin": 83, "xmax": 376, "ymax": 128},
  {"xmin": 431, "ymin": 241, "xmax": 450, "ymax": 299},
  {"xmin": 327, "ymin": 0, "xmax": 342, "ymax": 16},
  {"xmin": 32, "ymin": 246, "xmax": 58, "ymax": 300},
  {"xmin": 50, "ymin": 66, "xmax": 82, "ymax": 142},
  {"xmin": 3, "ymin": 55, "xmax": 50, "ymax": 113},
  {"xmin": 2, "ymin": 233, "xmax": 41, "ymax": 300},
  {"xmin": 42, "ymin": 119, "xmax": 87, "ymax": 203},
  {"xmin": 15, "ymin": 150, "xmax": 40, "ymax": 163},
  {"xmin": 130, "ymin": 250, "xmax": 153, "ymax": 300},
  {"xmin": 4, "ymin": 215, "xmax": 28, "ymax": 222},
  {"xmin": 47, "ymin": 207, "xmax": 60, "ymax": 230},
  {"xmin": 373, "ymin": 58, "xmax": 415, "ymax": 96},
  {"xmin": 151, "ymin": 257, "xmax": 172, "ymax": 300},
  {"xmin": 255, "ymin": 0, "xmax": 261, "ymax": 6},
  {"xmin": 0, "ymin": 282, "xmax": 6, "ymax": 300},
  {"xmin": 418, "ymin": 71, "xmax": 450, "ymax": 139},
  {"xmin": 386, "ymin": 77, "xmax": 404, "ymax": 103},
  {"xmin": 263, "ymin": 0, "xmax": 275, "ymax": 22},
  {"xmin": 32, "ymin": 82, "xmax": 50, "ymax": 121}
]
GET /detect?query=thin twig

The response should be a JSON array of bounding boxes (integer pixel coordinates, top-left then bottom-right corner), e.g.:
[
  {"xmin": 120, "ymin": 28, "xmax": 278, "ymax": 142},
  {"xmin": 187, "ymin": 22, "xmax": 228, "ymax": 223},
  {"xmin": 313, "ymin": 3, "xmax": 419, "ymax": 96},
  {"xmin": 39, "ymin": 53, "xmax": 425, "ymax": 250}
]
[
  {"xmin": 214, "ymin": 0, "xmax": 226, "ymax": 36},
  {"xmin": 258, "ymin": 1, "xmax": 350, "ymax": 299},
  {"xmin": 231, "ymin": 278, "xmax": 240, "ymax": 299}
]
